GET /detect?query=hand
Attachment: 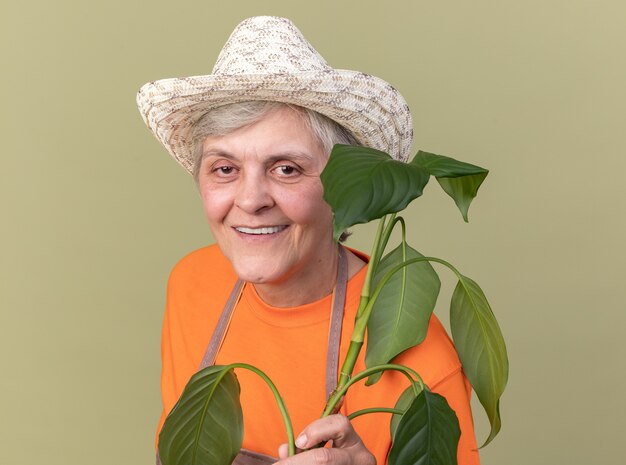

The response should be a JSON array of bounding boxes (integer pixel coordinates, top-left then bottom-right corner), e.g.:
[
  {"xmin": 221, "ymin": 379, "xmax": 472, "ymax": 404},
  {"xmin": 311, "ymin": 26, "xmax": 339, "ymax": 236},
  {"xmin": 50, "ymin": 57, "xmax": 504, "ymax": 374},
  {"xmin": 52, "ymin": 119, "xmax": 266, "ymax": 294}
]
[{"xmin": 277, "ymin": 414, "xmax": 376, "ymax": 465}]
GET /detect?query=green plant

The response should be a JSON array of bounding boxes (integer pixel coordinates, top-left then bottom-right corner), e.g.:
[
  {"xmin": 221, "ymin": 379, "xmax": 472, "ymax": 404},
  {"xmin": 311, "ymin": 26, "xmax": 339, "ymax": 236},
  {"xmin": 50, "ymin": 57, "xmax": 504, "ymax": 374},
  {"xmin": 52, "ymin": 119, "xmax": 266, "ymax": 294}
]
[{"xmin": 157, "ymin": 145, "xmax": 509, "ymax": 465}]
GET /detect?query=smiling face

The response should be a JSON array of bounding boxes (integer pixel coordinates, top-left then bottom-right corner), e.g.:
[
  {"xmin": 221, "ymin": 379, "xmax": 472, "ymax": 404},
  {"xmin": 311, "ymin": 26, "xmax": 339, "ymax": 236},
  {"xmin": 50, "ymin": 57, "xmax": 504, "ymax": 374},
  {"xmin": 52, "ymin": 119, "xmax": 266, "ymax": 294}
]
[{"xmin": 197, "ymin": 106, "xmax": 338, "ymax": 306}]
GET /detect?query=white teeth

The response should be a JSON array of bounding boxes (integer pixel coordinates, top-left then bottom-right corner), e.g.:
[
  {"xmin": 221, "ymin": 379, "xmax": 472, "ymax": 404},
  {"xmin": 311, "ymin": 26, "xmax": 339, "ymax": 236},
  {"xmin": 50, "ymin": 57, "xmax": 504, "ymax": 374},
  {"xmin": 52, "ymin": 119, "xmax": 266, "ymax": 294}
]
[{"xmin": 235, "ymin": 225, "xmax": 287, "ymax": 235}]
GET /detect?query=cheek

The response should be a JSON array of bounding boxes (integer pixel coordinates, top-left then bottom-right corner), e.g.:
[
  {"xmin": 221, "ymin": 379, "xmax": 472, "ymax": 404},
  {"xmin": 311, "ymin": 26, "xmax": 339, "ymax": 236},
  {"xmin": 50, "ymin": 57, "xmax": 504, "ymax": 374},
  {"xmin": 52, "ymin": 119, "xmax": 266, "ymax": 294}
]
[
  {"xmin": 200, "ymin": 185, "xmax": 233, "ymax": 224},
  {"xmin": 279, "ymin": 183, "xmax": 333, "ymax": 225}
]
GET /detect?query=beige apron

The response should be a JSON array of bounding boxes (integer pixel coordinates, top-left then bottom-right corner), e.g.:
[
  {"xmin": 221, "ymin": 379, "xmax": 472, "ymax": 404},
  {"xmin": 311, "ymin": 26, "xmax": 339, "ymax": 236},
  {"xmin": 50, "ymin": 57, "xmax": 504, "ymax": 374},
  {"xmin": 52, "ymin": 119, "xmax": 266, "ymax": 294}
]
[{"xmin": 157, "ymin": 247, "xmax": 348, "ymax": 465}]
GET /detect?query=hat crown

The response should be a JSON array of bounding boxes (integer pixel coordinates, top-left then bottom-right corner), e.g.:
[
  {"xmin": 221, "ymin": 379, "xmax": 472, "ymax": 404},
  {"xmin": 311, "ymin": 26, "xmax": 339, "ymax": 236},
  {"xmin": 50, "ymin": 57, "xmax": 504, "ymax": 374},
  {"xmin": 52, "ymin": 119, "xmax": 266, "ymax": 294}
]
[{"xmin": 212, "ymin": 16, "xmax": 331, "ymax": 75}]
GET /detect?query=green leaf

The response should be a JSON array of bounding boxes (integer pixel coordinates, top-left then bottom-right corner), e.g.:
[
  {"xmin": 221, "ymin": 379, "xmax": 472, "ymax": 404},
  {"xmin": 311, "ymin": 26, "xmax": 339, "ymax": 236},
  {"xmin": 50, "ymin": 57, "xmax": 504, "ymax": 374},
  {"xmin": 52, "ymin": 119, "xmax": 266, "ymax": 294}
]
[
  {"xmin": 321, "ymin": 145, "xmax": 430, "ymax": 240},
  {"xmin": 365, "ymin": 243, "xmax": 441, "ymax": 384},
  {"xmin": 411, "ymin": 151, "xmax": 488, "ymax": 222},
  {"xmin": 158, "ymin": 365, "xmax": 244, "ymax": 465},
  {"xmin": 450, "ymin": 276, "xmax": 508, "ymax": 447},
  {"xmin": 390, "ymin": 385, "xmax": 423, "ymax": 440},
  {"xmin": 388, "ymin": 390, "xmax": 460, "ymax": 465}
]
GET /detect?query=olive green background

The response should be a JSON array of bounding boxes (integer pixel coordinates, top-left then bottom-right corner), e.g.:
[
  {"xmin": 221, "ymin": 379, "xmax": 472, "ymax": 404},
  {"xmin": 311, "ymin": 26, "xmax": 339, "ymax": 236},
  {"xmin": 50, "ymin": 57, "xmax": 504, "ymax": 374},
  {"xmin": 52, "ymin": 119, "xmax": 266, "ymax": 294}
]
[{"xmin": 2, "ymin": 0, "xmax": 625, "ymax": 464}]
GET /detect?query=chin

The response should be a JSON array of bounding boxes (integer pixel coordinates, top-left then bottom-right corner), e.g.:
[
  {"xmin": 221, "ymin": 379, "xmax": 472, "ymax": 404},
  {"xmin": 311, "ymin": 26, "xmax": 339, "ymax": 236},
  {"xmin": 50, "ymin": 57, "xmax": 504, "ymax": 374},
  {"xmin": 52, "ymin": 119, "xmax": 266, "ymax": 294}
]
[{"xmin": 231, "ymin": 258, "xmax": 289, "ymax": 285}]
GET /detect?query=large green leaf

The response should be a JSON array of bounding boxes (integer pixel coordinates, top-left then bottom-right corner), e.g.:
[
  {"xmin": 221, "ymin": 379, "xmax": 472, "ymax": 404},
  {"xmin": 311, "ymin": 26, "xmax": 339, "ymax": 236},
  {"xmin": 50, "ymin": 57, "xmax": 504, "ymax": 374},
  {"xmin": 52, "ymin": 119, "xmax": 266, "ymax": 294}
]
[
  {"xmin": 390, "ymin": 385, "xmax": 423, "ymax": 440},
  {"xmin": 365, "ymin": 243, "xmax": 441, "ymax": 384},
  {"xmin": 388, "ymin": 390, "xmax": 460, "ymax": 465},
  {"xmin": 411, "ymin": 151, "xmax": 488, "ymax": 221},
  {"xmin": 450, "ymin": 276, "xmax": 508, "ymax": 447},
  {"xmin": 321, "ymin": 145, "xmax": 430, "ymax": 240},
  {"xmin": 158, "ymin": 365, "xmax": 243, "ymax": 465}
]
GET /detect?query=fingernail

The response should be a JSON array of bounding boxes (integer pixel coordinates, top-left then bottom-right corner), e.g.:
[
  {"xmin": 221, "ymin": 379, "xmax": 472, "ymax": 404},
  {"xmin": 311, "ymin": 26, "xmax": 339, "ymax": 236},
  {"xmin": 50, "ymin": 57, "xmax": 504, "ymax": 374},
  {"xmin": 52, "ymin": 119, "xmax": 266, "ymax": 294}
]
[{"xmin": 295, "ymin": 434, "xmax": 308, "ymax": 448}]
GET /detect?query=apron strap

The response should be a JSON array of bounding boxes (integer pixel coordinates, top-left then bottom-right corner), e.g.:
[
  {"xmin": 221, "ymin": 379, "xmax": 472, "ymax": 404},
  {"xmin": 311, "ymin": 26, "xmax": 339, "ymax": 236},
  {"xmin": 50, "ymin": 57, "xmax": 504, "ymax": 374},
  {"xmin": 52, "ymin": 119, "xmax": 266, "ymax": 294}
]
[
  {"xmin": 325, "ymin": 245, "xmax": 347, "ymax": 400},
  {"xmin": 199, "ymin": 279, "xmax": 245, "ymax": 369}
]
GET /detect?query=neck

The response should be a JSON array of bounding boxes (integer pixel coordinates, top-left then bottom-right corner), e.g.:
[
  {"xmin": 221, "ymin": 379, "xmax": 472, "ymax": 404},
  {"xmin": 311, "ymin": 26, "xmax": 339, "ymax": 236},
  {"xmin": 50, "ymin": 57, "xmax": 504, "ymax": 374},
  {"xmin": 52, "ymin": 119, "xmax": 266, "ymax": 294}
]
[
  {"xmin": 253, "ymin": 246, "xmax": 339, "ymax": 307},
  {"xmin": 253, "ymin": 245, "xmax": 366, "ymax": 308}
]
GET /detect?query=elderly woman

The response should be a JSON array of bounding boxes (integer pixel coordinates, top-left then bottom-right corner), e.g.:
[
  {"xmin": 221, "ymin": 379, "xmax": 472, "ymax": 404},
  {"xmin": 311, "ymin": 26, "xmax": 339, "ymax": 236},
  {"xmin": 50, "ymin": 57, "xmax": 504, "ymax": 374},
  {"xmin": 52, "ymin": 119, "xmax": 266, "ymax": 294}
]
[{"xmin": 138, "ymin": 16, "xmax": 479, "ymax": 465}]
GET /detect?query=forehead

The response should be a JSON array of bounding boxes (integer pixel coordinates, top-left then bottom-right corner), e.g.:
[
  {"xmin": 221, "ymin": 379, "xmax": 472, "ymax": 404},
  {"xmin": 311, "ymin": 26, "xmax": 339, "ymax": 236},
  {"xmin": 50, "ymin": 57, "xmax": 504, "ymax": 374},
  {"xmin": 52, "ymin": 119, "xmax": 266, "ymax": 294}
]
[{"xmin": 201, "ymin": 106, "xmax": 326, "ymax": 162}]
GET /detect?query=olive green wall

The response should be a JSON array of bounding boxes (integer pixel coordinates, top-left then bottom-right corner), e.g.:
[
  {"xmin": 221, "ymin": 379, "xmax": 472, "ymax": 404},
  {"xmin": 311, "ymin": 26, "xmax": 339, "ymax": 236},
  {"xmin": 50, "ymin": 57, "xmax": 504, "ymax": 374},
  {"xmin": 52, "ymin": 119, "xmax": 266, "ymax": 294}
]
[{"xmin": 2, "ymin": 1, "xmax": 625, "ymax": 463}]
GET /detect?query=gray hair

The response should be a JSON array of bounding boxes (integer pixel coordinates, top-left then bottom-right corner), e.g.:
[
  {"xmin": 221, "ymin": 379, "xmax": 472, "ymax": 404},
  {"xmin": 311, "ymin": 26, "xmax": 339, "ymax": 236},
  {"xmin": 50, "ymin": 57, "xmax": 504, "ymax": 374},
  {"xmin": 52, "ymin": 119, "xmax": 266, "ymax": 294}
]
[
  {"xmin": 191, "ymin": 101, "xmax": 358, "ymax": 242},
  {"xmin": 191, "ymin": 101, "xmax": 359, "ymax": 180}
]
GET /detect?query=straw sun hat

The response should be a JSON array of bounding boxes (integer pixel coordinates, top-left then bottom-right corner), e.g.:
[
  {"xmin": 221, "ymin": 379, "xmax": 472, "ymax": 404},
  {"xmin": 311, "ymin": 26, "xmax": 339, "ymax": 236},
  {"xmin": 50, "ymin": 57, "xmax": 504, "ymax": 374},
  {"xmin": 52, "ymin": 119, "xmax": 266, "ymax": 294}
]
[{"xmin": 137, "ymin": 16, "xmax": 413, "ymax": 173}]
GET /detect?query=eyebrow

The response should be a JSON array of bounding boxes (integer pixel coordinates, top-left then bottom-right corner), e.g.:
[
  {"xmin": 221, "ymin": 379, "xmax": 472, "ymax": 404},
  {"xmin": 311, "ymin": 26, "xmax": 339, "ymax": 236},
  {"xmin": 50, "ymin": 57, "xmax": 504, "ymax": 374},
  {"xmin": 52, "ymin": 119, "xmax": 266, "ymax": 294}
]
[
  {"xmin": 201, "ymin": 149, "xmax": 236, "ymax": 160},
  {"xmin": 201, "ymin": 149, "xmax": 318, "ymax": 164}
]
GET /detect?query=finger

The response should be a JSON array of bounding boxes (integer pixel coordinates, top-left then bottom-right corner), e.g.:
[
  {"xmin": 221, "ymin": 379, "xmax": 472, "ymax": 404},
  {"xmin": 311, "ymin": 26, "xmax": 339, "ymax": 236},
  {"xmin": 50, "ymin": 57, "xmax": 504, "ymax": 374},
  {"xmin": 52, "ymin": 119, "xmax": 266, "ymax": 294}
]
[
  {"xmin": 277, "ymin": 446, "xmax": 351, "ymax": 465},
  {"xmin": 278, "ymin": 442, "xmax": 306, "ymax": 459},
  {"xmin": 295, "ymin": 414, "xmax": 362, "ymax": 450},
  {"xmin": 278, "ymin": 443, "xmax": 289, "ymax": 459}
]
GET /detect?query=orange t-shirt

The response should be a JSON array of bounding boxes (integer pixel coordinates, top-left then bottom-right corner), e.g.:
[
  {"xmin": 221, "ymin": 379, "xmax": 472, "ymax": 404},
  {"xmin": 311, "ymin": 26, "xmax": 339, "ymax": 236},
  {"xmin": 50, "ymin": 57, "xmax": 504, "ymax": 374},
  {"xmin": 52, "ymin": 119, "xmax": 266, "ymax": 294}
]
[{"xmin": 157, "ymin": 245, "xmax": 480, "ymax": 465}]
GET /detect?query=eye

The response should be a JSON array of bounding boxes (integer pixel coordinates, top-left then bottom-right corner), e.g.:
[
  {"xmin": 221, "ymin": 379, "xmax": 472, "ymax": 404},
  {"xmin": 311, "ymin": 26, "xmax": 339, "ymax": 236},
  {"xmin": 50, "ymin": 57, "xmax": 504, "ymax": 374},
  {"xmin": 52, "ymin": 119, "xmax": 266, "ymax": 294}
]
[
  {"xmin": 210, "ymin": 163, "xmax": 238, "ymax": 179},
  {"xmin": 272, "ymin": 164, "xmax": 301, "ymax": 178},
  {"xmin": 216, "ymin": 166, "xmax": 234, "ymax": 175}
]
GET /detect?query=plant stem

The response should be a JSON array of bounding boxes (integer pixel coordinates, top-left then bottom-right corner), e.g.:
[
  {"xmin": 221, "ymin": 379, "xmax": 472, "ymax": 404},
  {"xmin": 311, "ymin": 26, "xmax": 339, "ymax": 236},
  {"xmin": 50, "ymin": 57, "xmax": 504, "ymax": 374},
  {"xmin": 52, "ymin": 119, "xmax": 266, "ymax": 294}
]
[
  {"xmin": 228, "ymin": 363, "xmax": 296, "ymax": 456},
  {"xmin": 347, "ymin": 407, "xmax": 404, "ymax": 420},
  {"xmin": 371, "ymin": 213, "xmax": 398, "ymax": 274},
  {"xmin": 338, "ymin": 341, "xmax": 362, "ymax": 388},
  {"xmin": 338, "ymin": 214, "xmax": 403, "ymax": 389},
  {"xmin": 324, "ymin": 364, "xmax": 424, "ymax": 417},
  {"xmin": 360, "ymin": 215, "xmax": 388, "ymax": 301},
  {"xmin": 397, "ymin": 217, "xmax": 406, "ymax": 244}
]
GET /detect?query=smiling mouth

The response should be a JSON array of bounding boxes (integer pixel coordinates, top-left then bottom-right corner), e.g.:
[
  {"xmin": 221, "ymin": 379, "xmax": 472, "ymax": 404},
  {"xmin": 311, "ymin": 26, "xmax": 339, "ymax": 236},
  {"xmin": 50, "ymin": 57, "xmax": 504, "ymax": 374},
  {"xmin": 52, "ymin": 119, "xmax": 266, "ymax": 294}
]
[{"xmin": 235, "ymin": 225, "xmax": 288, "ymax": 235}]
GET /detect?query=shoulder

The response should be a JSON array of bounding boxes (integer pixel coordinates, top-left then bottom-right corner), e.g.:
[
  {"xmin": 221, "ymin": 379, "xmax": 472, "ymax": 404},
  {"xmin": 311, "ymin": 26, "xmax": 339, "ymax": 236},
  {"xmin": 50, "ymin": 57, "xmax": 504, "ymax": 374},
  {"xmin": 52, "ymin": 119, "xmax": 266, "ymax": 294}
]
[
  {"xmin": 166, "ymin": 244, "xmax": 238, "ymax": 312},
  {"xmin": 168, "ymin": 244, "xmax": 236, "ymax": 287},
  {"xmin": 164, "ymin": 244, "xmax": 238, "ymax": 335},
  {"xmin": 394, "ymin": 315, "xmax": 462, "ymax": 388}
]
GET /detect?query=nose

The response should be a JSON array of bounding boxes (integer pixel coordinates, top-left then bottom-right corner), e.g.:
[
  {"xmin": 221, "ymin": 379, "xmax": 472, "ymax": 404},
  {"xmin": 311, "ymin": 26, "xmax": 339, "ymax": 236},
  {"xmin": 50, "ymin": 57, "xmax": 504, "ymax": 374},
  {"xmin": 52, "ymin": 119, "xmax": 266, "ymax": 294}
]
[{"xmin": 234, "ymin": 171, "xmax": 275, "ymax": 214}]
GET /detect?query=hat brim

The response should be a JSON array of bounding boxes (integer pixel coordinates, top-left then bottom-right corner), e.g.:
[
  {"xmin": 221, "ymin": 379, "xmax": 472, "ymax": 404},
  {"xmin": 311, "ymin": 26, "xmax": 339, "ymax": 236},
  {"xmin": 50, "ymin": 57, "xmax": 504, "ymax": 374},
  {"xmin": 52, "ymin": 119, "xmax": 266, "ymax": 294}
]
[{"xmin": 137, "ymin": 69, "xmax": 413, "ymax": 173}]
